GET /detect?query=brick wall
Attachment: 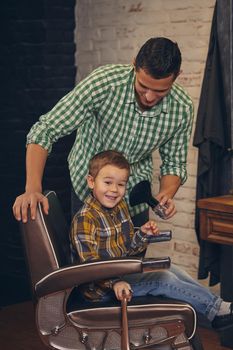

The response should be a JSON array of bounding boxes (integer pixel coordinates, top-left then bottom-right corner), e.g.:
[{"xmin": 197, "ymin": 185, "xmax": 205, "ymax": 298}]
[
  {"xmin": 1, "ymin": 0, "xmax": 76, "ymax": 305},
  {"xmin": 75, "ymin": 0, "xmax": 216, "ymax": 281}
]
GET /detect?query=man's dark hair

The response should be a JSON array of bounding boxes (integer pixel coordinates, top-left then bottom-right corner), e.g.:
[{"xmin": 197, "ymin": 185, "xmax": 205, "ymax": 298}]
[
  {"xmin": 89, "ymin": 150, "xmax": 130, "ymax": 179},
  {"xmin": 135, "ymin": 37, "xmax": 182, "ymax": 79}
]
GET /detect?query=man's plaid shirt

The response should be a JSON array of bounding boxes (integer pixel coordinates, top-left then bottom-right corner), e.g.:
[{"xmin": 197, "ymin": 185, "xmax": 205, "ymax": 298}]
[
  {"xmin": 27, "ymin": 64, "xmax": 194, "ymax": 216},
  {"xmin": 70, "ymin": 194, "xmax": 148, "ymax": 301}
]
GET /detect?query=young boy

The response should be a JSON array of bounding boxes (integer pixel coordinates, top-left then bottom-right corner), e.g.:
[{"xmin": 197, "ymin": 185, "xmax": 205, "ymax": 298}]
[{"xmin": 70, "ymin": 150, "xmax": 233, "ymax": 329}]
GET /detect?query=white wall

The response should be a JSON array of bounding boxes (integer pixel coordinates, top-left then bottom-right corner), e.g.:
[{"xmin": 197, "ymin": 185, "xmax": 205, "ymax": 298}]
[{"xmin": 74, "ymin": 0, "xmax": 216, "ymax": 282}]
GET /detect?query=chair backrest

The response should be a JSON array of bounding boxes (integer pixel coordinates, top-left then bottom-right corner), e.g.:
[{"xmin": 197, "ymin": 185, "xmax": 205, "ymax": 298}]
[{"xmin": 20, "ymin": 191, "xmax": 72, "ymax": 292}]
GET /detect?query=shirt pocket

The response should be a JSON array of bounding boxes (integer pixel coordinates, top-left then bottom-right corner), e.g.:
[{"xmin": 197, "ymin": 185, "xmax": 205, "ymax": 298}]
[{"xmin": 96, "ymin": 226, "xmax": 113, "ymax": 250}]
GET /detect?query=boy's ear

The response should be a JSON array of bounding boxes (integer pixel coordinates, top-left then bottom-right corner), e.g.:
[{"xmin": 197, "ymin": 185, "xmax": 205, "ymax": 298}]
[{"xmin": 87, "ymin": 174, "xmax": 94, "ymax": 189}]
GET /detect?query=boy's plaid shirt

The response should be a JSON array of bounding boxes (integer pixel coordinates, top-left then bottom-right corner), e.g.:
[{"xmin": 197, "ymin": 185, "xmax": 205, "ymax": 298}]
[
  {"xmin": 70, "ymin": 194, "xmax": 148, "ymax": 301},
  {"xmin": 27, "ymin": 64, "xmax": 194, "ymax": 216}
]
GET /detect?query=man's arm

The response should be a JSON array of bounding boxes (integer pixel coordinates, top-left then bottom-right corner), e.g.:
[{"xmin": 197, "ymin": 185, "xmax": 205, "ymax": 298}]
[
  {"xmin": 158, "ymin": 174, "xmax": 181, "ymax": 199},
  {"xmin": 13, "ymin": 144, "xmax": 49, "ymax": 222},
  {"xmin": 156, "ymin": 102, "xmax": 194, "ymax": 219},
  {"xmin": 156, "ymin": 174, "xmax": 181, "ymax": 219},
  {"xmin": 13, "ymin": 68, "xmax": 108, "ymax": 223}
]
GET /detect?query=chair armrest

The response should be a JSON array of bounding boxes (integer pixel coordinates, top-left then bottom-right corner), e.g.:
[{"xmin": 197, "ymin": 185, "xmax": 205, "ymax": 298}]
[
  {"xmin": 35, "ymin": 256, "xmax": 170, "ymax": 298},
  {"xmin": 142, "ymin": 257, "xmax": 171, "ymax": 271}
]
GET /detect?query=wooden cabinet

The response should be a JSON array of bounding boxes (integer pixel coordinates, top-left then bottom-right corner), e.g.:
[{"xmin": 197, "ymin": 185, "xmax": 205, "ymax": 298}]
[
  {"xmin": 198, "ymin": 195, "xmax": 233, "ymax": 245},
  {"xmin": 198, "ymin": 195, "xmax": 233, "ymax": 348}
]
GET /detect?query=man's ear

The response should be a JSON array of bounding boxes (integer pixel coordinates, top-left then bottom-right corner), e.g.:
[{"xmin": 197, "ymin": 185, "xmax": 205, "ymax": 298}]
[
  {"xmin": 132, "ymin": 58, "xmax": 136, "ymax": 70},
  {"xmin": 176, "ymin": 70, "xmax": 182, "ymax": 80},
  {"xmin": 87, "ymin": 174, "xmax": 94, "ymax": 189}
]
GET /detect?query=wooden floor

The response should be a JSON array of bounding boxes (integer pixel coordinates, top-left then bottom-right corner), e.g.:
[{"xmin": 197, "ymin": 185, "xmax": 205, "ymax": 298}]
[{"xmin": 0, "ymin": 301, "xmax": 232, "ymax": 350}]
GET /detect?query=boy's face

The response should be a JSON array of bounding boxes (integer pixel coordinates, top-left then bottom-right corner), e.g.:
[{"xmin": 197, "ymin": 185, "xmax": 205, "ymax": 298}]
[{"xmin": 87, "ymin": 165, "xmax": 129, "ymax": 208}]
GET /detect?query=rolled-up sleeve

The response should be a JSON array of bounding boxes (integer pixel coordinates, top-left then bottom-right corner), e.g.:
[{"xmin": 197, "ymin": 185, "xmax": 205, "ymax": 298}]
[
  {"xmin": 26, "ymin": 73, "xmax": 97, "ymax": 154},
  {"xmin": 159, "ymin": 103, "xmax": 194, "ymax": 184}
]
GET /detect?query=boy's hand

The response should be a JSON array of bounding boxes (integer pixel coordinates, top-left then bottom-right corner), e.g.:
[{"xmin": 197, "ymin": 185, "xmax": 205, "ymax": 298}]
[
  {"xmin": 141, "ymin": 220, "xmax": 159, "ymax": 235},
  {"xmin": 113, "ymin": 281, "xmax": 133, "ymax": 301}
]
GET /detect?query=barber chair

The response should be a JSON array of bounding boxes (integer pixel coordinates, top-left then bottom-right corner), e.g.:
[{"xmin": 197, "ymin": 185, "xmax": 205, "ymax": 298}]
[{"xmin": 20, "ymin": 191, "xmax": 203, "ymax": 350}]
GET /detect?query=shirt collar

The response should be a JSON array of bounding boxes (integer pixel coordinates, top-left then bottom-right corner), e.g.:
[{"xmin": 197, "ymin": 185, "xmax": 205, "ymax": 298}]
[
  {"xmin": 85, "ymin": 193, "xmax": 121, "ymax": 215},
  {"xmin": 125, "ymin": 66, "xmax": 136, "ymax": 104}
]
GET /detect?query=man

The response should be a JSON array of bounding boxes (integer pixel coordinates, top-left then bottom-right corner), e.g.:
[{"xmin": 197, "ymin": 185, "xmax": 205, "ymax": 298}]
[{"xmin": 13, "ymin": 37, "xmax": 194, "ymax": 225}]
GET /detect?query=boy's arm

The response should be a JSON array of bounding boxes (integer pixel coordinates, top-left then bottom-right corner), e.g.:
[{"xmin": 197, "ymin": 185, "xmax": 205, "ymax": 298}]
[
  {"xmin": 70, "ymin": 215, "xmax": 100, "ymax": 262},
  {"xmin": 128, "ymin": 229, "xmax": 149, "ymax": 256},
  {"xmin": 128, "ymin": 220, "xmax": 159, "ymax": 256}
]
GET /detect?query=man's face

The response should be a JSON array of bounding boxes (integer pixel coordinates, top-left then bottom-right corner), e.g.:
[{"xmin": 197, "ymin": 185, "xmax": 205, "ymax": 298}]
[{"xmin": 134, "ymin": 67, "xmax": 176, "ymax": 110}]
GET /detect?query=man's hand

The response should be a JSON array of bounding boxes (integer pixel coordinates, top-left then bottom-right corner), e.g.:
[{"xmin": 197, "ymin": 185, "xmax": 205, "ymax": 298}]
[
  {"xmin": 13, "ymin": 192, "xmax": 49, "ymax": 223},
  {"xmin": 156, "ymin": 174, "xmax": 180, "ymax": 219},
  {"xmin": 13, "ymin": 143, "xmax": 49, "ymax": 222},
  {"xmin": 113, "ymin": 281, "xmax": 133, "ymax": 301},
  {"xmin": 156, "ymin": 194, "xmax": 176, "ymax": 219}
]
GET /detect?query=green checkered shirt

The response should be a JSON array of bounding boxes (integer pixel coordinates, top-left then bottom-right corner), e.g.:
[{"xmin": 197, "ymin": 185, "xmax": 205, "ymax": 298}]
[{"xmin": 27, "ymin": 64, "xmax": 194, "ymax": 216}]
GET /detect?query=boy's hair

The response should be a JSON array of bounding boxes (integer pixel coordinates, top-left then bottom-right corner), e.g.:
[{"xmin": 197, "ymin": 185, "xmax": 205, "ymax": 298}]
[
  {"xmin": 135, "ymin": 37, "xmax": 181, "ymax": 79},
  {"xmin": 88, "ymin": 150, "xmax": 130, "ymax": 179}
]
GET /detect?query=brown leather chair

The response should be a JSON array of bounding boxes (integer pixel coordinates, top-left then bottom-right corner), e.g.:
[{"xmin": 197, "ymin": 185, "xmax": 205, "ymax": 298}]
[{"xmin": 20, "ymin": 191, "xmax": 203, "ymax": 350}]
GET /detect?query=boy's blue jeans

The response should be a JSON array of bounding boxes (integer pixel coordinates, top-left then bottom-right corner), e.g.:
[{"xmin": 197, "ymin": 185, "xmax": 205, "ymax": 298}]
[{"xmin": 101, "ymin": 264, "xmax": 222, "ymax": 322}]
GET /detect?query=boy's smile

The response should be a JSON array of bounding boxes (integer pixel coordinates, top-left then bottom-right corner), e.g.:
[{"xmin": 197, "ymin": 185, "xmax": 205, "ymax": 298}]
[{"xmin": 87, "ymin": 164, "xmax": 129, "ymax": 208}]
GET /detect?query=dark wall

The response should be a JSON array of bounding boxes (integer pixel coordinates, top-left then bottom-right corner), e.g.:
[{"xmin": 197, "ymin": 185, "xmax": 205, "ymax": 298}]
[{"xmin": 0, "ymin": 0, "xmax": 76, "ymax": 306}]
